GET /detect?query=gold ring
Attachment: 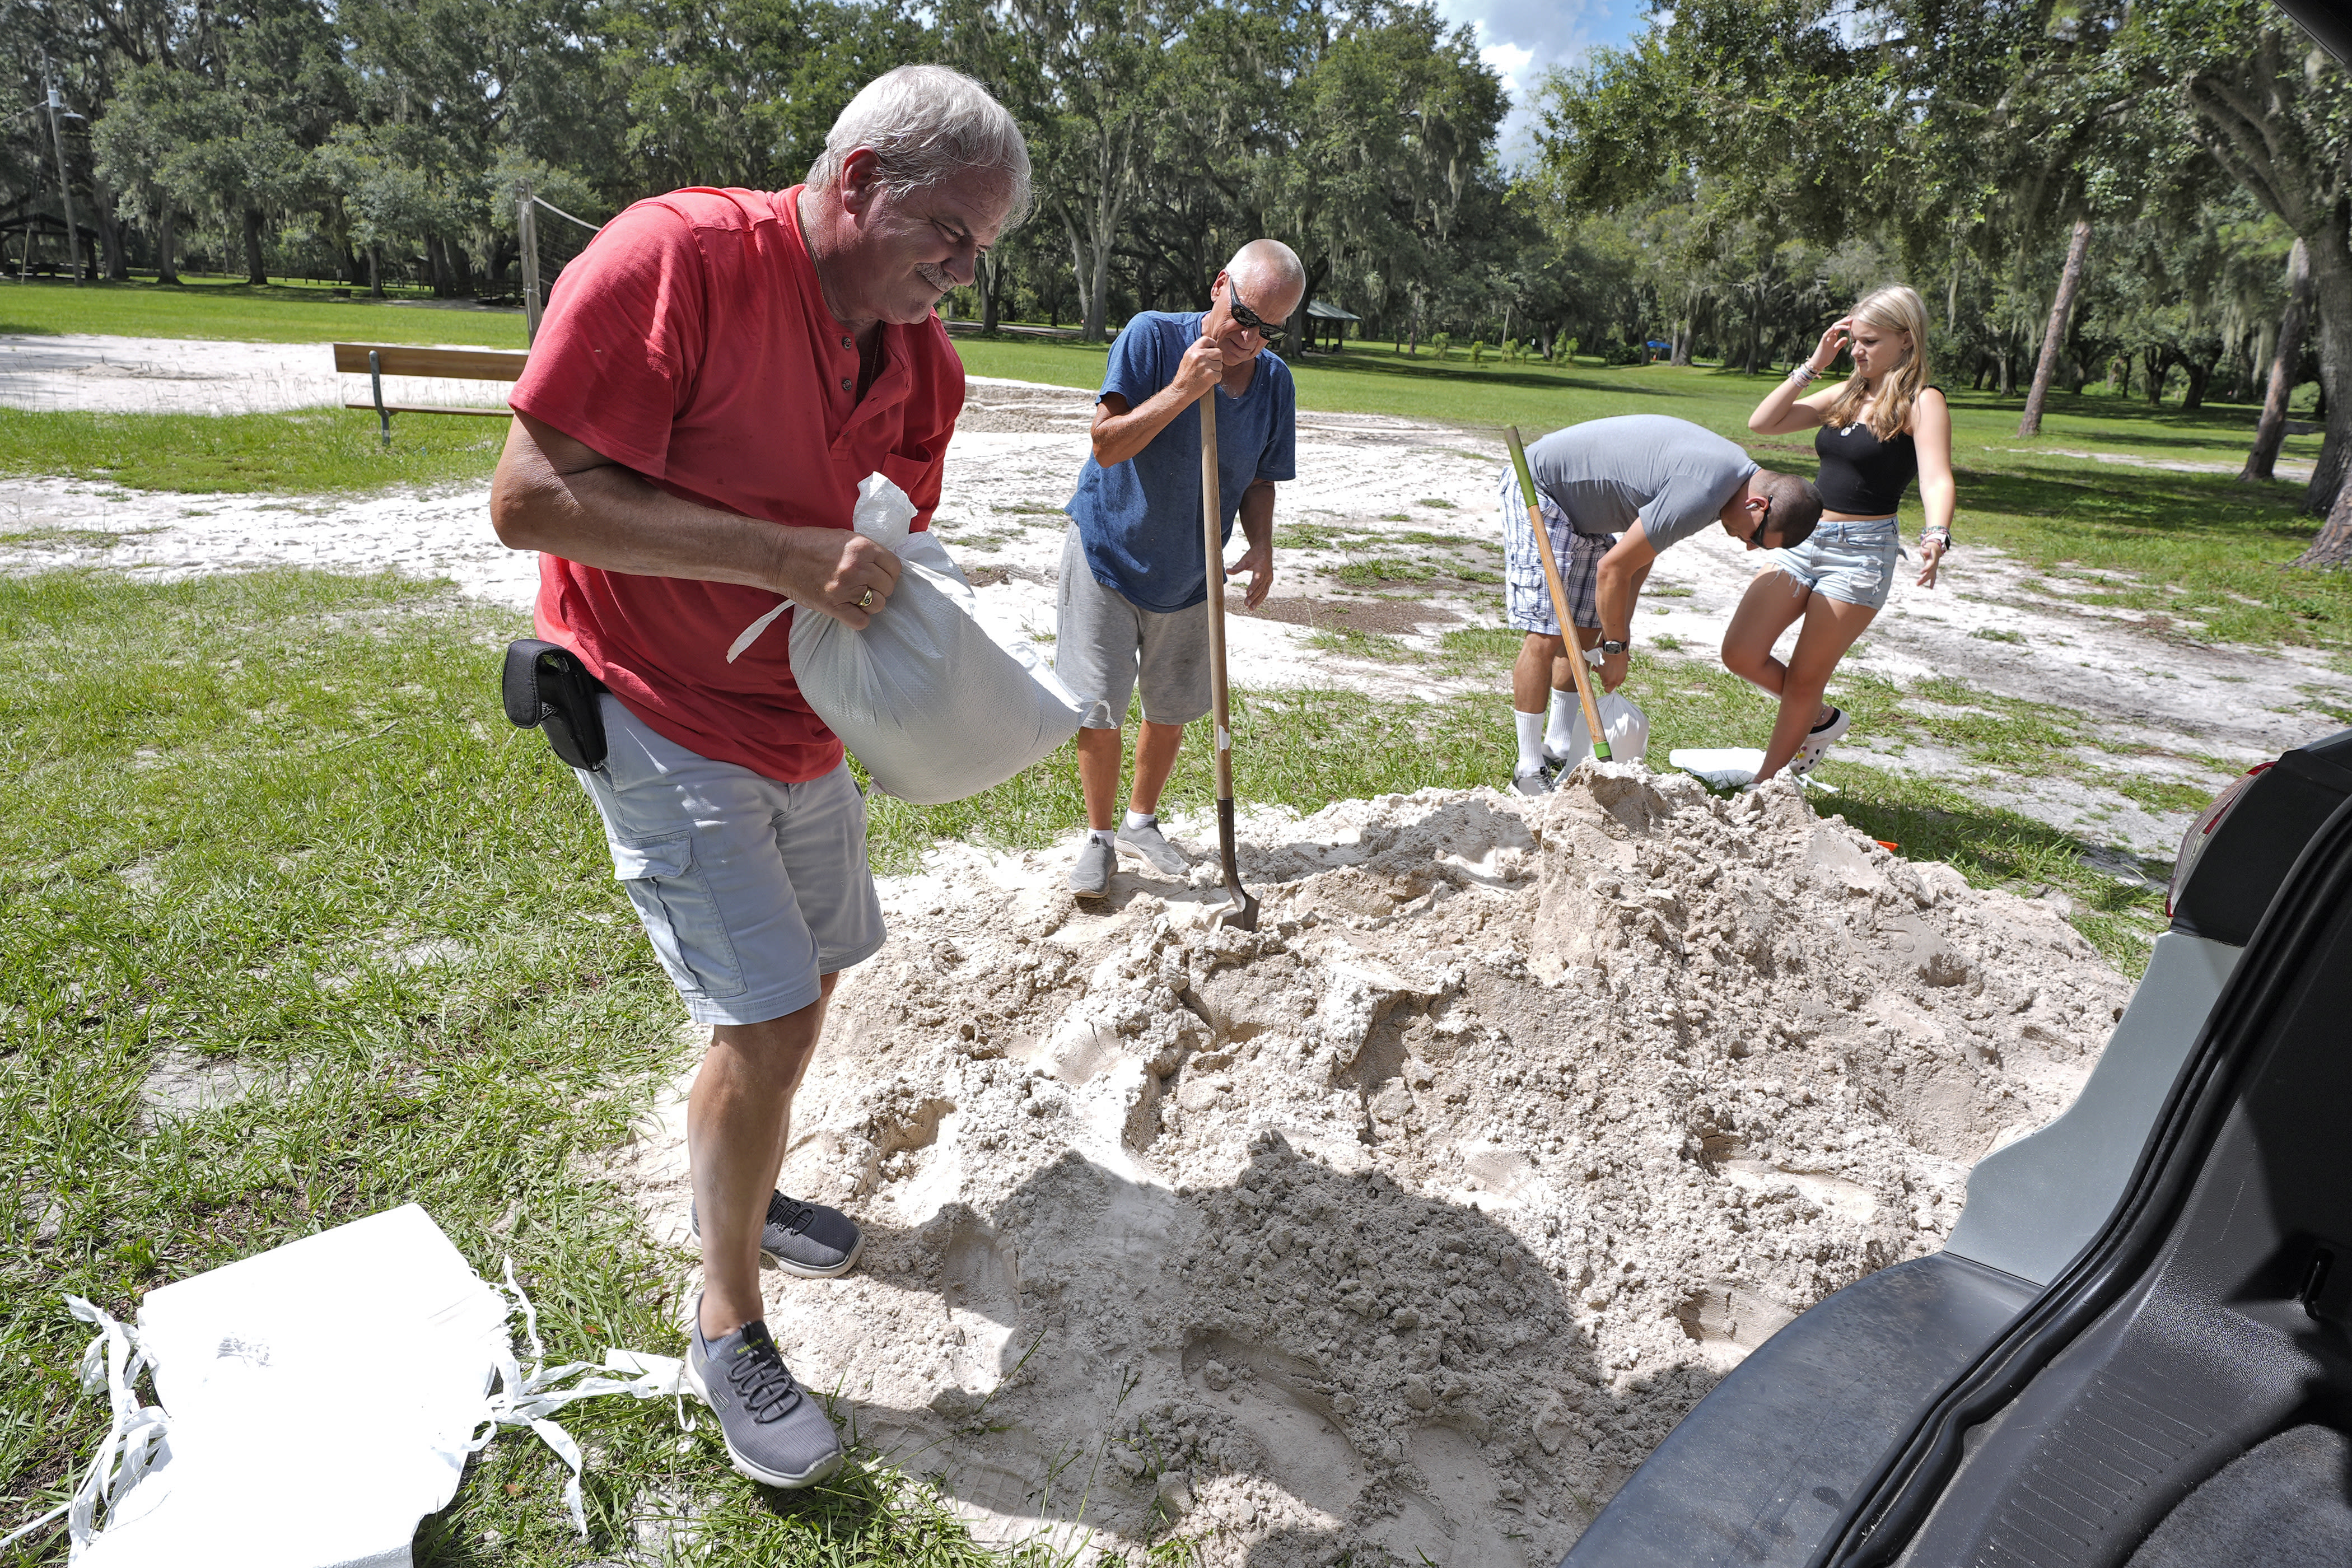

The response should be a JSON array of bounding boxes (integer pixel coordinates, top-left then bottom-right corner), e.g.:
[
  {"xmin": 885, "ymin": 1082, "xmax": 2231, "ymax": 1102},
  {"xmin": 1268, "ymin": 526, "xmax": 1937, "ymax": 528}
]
[{"xmin": 857, "ymin": 587, "xmax": 876, "ymax": 610}]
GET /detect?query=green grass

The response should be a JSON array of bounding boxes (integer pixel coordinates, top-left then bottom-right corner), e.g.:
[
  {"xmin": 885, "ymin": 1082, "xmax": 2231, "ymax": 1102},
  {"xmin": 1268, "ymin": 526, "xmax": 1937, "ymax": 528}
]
[
  {"xmin": 0, "ymin": 275, "xmax": 526, "ymax": 348},
  {"xmin": 0, "ymin": 567, "xmax": 1103, "ymax": 1566},
  {"xmin": 1333, "ymin": 557, "xmax": 1440, "ymax": 587},
  {"xmin": 0, "ymin": 407, "xmax": 508, "ymax": 494},
  {"xmin": 1300, "ymin": 627, "xmax": 1418, "ymax": 662}
]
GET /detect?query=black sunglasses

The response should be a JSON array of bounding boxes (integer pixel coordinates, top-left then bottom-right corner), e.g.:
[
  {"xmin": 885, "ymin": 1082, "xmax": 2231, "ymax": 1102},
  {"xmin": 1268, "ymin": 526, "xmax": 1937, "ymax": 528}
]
[
  {"xmin": 1747, "ymin": 496, "xmax": 1773, "ymax": 547},
  {"xmin": 1224, "ymin": 283, "xmax": 1276, "ymax": 340}
]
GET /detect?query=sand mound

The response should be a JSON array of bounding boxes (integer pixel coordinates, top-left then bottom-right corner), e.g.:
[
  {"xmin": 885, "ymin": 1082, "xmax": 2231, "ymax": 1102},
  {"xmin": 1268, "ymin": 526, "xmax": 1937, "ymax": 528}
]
[{"xmin": 604, "ymin": 767, "xmax": 2128, "ymax": 1565}]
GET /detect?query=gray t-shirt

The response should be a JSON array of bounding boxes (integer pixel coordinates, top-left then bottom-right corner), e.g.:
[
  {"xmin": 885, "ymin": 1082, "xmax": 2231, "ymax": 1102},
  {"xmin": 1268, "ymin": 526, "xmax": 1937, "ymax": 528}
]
[{"xmin": 1526, "ymin": 416, "xmax": 1757, "ymax": 549}]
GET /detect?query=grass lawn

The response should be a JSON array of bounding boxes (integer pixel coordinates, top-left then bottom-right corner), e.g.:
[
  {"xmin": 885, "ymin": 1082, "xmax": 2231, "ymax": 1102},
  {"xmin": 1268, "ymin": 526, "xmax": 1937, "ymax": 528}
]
[
  {"xmin": 0, "ymin": 276, "xmax": 527, "ymax": 349},
  {"xmin": 0, "ymin": 407, "xmax": 510, "ymax": 494},
  {"xmin": 0, "ymin": 564, "xmax": 2167, "ymax": 1565}
]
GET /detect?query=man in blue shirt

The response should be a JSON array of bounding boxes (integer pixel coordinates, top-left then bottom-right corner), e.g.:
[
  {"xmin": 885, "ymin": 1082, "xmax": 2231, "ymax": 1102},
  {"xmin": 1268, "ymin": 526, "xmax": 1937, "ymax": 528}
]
[{"xmin": 1056, "ymin": 240, "xmax": 1304, "ymax": 897}]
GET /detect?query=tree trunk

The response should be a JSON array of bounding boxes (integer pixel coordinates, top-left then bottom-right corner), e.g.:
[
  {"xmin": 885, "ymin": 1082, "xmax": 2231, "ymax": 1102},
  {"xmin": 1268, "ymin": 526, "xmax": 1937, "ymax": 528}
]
[
  {"xmin": 978, "ymin": 249, "xmax": 1000, "ymax": 332},
  {"xmin": 2182, "ymin": 354, "xmax": 2217, "ymax": 410},
  {"xmin": 1996, "ymin": 346, "xmax": 2015, "ymax": 398},
  {"xmin": 2299, "ymin": 217, "xmax": 2352, "ymax": 514},
  {"xmin": 2019, "ymin": 218, "xmax": 2092, "ymax": 436},
  {"xmin": 242, "ymin": 204, "xmax": 267, "ymax": 284},
  {"xmin": 93, "ymin": 184, "xmax": 127, "ymax": 281},
  {"xmin": 2288, "ymin": 470, "xmax": 2352, "ymax": 569},
  {"xmin": 2143, "ymin": 346, "xmax": 2169, "ymax": 404},
  {"xmin": 155, "ymin": 204, "xmax": 179, "ymax": 285},
  {"xmin": 1285, "ymin": 256, "xmax": 1329, "ymax": 358}
]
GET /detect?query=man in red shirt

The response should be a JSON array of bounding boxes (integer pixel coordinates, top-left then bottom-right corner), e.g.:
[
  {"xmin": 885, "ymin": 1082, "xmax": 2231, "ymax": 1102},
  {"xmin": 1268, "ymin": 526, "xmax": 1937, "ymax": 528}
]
[{"xmin": 488, "ymin": 64, "xmax": 1028, "ymax": 1489}]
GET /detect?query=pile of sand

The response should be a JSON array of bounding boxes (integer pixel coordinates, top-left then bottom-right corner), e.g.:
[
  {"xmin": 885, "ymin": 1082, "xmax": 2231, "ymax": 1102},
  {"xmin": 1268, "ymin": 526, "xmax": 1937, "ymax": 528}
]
[{"xmin": 604, "ymin": 767, "xmax": 2129, "ymax": 1566}]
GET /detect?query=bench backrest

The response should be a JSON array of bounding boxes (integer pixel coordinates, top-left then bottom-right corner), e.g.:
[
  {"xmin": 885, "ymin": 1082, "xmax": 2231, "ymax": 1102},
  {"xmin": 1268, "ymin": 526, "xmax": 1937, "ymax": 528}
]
[{"xmin": 332, "ymin": 342, "xmax": 531, "ymax": 381}]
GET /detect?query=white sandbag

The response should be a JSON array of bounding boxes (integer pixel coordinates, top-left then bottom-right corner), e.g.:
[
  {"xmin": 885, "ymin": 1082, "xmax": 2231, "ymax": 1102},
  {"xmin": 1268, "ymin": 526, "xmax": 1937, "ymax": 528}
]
[
  {"xmin": 20, "ymin": 1204, "xmax": 685, "ymax": 1568},
  {"xmin": 1668, "ymin": 746, "xmax": 1839, "ymax": 793},
  {"xmin": 782, "ymin": 474, "xmax": 1081, "ymax": 805},
  {"xmin": 1551, "ymin": 692, "xmax": 1651, "ymax": 768}
]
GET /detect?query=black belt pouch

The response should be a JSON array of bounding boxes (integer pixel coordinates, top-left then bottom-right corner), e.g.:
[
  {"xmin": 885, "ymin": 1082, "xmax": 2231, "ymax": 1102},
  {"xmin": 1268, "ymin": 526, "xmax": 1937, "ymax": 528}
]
[{"xmin": 501, "ymin": 639, "xmax": 609, "ymax": 770}]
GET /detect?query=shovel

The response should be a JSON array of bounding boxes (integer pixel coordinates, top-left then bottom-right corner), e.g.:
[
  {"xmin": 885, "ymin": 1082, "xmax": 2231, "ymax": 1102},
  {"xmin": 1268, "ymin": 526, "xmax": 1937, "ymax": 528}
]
[
  {"xmin": 1198, "ymin": 386, "xmax": 1259, "ymax": 931},
  {"xmin": 1506, "ymin": 424, "xmax": 1612, "ymax": 766}
]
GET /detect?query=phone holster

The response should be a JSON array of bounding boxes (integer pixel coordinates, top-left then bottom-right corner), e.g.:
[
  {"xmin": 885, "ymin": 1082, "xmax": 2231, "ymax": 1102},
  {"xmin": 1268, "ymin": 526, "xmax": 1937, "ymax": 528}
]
[{"xmin": 501, "ymin": 639, "xmax": 609, "ymax": 770}]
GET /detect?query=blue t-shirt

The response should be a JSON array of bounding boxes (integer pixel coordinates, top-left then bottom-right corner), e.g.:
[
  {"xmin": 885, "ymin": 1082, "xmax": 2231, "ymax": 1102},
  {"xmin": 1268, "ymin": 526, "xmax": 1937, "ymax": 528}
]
[{"xmin": 1065, "ymin": 311, "xmax": 1297, "ymax": 613}]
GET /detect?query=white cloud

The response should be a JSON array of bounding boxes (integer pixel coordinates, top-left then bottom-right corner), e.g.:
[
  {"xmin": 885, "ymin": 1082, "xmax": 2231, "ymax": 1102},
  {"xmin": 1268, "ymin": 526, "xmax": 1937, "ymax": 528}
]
[{"xmin": 1438, "ymin": 0, "xmax": 1646, "ymax": 169}]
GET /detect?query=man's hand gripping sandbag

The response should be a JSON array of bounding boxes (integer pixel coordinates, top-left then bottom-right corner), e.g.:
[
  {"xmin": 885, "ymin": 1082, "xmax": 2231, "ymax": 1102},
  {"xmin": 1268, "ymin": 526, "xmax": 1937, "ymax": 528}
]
[{"xmin": 780, "ymin": 474, "xmax": 1081, "ymax": 804}]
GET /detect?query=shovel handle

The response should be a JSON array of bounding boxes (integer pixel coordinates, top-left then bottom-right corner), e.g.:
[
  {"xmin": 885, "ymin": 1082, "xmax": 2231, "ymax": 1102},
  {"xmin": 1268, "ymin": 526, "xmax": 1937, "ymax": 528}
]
[
  {"xmin": 1201, "ymin": 390, "xmax": 1235, "ymax": 801},
  {"xmin": 1506, "ymin": 425, "xmax": 1612, "ymax": 764}
]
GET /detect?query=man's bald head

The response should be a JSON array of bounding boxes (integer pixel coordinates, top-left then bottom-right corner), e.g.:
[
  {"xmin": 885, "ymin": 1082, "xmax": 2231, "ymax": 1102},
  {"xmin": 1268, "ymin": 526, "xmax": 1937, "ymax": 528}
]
[{"xmin": 1226, "ymin": 239, "xmax": 1305, "ymax": 320}]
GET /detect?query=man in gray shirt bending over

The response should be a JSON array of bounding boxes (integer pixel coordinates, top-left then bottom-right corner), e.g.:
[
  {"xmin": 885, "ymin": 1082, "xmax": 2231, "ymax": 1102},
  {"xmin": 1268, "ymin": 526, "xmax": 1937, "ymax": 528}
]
[{"xmin": 1502, "ymin": 413, "xmax": 1822, "ymax": 792}]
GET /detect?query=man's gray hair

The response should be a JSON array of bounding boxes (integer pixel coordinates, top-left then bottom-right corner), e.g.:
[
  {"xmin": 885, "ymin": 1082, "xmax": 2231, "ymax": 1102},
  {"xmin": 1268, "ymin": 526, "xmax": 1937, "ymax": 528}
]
[{"xmin": 807, "ymin": 66, "xmax": 1033, "ymax": 228}]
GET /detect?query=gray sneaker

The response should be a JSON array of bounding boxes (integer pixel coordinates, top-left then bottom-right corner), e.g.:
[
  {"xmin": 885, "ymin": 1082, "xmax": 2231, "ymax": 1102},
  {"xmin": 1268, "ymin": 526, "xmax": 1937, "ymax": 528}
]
[
  {"xmin": 1510, "ymin": 767, "xmax": 1553, "ymax": 797},
  {"xmin": 1070, "ymin": 835, "xmax": 1114, "ymax": 898},
  {"xmin": 1115, "ymin": 817, "xmax": 1189, "ymax": 874},
  {"xmin": 691, "ymin": 1190, "xmax": 864, "ymax": 1279},
  {"xmin": 1788, "ymin": 707, "xmax": 1851, "ymax": 776},
  {"xmin": 685, "ymin": 1301, "xmax": 843, "ymax": 1488}
]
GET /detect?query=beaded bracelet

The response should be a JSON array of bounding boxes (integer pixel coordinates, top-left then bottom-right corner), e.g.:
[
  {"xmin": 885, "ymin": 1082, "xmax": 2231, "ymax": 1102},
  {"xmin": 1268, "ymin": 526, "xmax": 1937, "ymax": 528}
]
[
  {"xmin": 1922, "ymin": 525, "xmax": 1953, "ymax": 551},
  {"xmin": 1787, "ymin": 363, "xmax": 1818, "ymax": 386}
]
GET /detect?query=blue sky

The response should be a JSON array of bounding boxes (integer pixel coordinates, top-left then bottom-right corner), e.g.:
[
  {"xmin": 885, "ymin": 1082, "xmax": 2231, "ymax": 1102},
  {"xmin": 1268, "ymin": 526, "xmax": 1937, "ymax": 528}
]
[{"xmin": 1434, "ymin": 0, "xmax": 1652, "ymax": 166}]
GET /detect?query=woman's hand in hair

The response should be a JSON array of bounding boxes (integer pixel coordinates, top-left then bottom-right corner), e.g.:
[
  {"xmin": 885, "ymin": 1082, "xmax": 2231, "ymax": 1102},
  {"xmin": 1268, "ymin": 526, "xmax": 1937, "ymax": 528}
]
[{"xmin": 1809, "ymin": 317, "xmax": 1855, "ymax": 374}]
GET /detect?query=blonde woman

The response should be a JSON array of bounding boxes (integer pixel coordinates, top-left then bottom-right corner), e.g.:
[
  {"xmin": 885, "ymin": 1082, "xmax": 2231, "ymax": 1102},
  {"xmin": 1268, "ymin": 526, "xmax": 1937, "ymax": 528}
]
[{"xmin": 1727, "ymin": 285, "xmax": 1954, "ymax": 781}]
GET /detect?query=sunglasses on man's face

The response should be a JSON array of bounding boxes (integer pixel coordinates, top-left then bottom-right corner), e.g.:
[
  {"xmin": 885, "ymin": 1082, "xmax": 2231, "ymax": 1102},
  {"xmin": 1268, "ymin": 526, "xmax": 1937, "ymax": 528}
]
[
  {"xmin": 1224, "ymin": 284, "xmax": 1276, "ymax": 340},
  {"xmin": 1746, "ymin": 497, "xmax": 1773, "ymax": 548}
]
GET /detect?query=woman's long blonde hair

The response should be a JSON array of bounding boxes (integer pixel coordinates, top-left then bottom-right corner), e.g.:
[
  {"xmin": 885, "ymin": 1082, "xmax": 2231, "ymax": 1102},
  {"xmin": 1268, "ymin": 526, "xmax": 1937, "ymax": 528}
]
[{"xmin": 1824, "ymin": 284, "xmax": 1931, "ymax": 441}]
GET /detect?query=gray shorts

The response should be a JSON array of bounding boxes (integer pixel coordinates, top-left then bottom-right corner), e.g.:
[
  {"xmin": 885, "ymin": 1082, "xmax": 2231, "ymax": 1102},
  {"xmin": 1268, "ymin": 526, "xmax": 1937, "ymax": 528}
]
[
  {"xmin": 1054, "ymin": 524, "xmax": 1212, "ymax": 730},
  {"xmin": 576, "ymin": 695, "xmax": 885, "ymax": 1026},
  {"xmin": 1500, "ymin": 469, "xmax": 1613, "ymax": 634}
]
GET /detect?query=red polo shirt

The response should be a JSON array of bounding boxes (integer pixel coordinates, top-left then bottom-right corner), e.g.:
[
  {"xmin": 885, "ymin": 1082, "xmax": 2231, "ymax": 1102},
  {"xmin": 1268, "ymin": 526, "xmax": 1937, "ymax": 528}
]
[{"xmin": 510, "ymin": 185, "xmax": 961, "ymax": 783}]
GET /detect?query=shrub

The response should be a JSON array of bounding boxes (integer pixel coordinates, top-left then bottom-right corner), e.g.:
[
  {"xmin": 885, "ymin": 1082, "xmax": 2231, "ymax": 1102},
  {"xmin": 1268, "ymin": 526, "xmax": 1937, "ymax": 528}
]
[{"xmin": 1432, "ymin": 331, "xmax": 1452, "ymax": 361}]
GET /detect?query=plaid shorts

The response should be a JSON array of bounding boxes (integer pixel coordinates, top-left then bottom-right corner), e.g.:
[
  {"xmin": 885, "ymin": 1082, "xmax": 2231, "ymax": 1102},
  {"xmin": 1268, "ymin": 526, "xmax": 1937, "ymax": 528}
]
[{"xmin": 1500, "ymin": 469, "xmax": 1614, "ymax": 634}]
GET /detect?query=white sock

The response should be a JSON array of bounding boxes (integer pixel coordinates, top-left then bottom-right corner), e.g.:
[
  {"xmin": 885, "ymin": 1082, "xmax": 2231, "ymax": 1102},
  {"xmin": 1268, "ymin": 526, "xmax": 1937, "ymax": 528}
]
[
  {"xmin": 1514, "ymin": 710, "xmax": 1547, "ymax": 774},
  {"xmin": 1546, "ymin": 685, "xmax": 1580, "ymax": 755},
  {"xmin": 1086, "ymin": 827, "xmax": 1116, "ymax": 847},
  {"xmin": 1123, "ymin": 809, "xmax": 1156, "ymax": 831}
]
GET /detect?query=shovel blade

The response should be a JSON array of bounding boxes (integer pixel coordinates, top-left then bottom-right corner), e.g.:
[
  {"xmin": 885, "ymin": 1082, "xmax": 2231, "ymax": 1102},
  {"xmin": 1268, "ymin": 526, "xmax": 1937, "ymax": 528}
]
[{"xmin": 1213, "ymin": 892, "xmax": 1260, "ymax": 932}]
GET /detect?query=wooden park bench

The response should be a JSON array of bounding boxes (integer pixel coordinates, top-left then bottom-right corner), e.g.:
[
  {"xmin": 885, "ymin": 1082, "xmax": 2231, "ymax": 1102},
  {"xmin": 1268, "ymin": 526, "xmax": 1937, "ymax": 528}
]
[{"xmin": 332, "ymin": 342, "xmax": 529, "ymax": 446}]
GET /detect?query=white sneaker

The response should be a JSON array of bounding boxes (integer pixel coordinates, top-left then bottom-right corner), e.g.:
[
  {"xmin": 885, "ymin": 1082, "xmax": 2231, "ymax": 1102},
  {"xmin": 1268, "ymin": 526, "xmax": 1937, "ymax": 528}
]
[{"xmin": 1787, "ymin": 708, "xmax": 1851, "ymax": 776}]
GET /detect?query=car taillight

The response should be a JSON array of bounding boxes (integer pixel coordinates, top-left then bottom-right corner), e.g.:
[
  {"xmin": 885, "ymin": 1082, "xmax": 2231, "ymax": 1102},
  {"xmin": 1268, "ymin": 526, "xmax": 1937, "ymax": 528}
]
[{"xmin": 2168, "ymin": 763, "xmax": 2274, "ymax": 918}]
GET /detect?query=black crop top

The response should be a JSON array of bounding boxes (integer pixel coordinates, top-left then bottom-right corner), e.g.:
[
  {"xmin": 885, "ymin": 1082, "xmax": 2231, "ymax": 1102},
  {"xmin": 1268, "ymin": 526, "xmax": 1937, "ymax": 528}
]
[{"xmin": 1814, "ymin": 410, "xmax": 1920, "ymax": 517}]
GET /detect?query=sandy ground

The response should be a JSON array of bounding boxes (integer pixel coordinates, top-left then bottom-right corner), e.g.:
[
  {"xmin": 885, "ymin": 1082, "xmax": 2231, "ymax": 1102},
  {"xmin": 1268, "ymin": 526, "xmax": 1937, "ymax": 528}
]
[
  {"xmin": 7, "ymin": 346, "xmax": 2350, "ymax": 860},
  {"xmin": 0, "ymin": 329, "xmax": 518, "ymax": 415},
  {"xmin": 601, "ymin": 770, "xmax": 2130, "ymax": 1565}
]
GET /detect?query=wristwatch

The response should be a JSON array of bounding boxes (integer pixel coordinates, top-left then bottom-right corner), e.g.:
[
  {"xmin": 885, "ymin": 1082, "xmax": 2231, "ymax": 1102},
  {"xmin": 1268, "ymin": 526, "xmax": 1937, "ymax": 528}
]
[{"xmin": 1600, "ymin": 638, "xmax": 1631, "ymax": 656}]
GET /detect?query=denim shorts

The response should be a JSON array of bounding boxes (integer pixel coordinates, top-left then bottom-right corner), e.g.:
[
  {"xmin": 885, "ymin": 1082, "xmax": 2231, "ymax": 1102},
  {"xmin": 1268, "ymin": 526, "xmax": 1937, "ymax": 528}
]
[
  {"xmin": 1054, "ymin": 524, "xmax": 1214, "ymax": 730},
  {"xmin": 575, "ymin": 696, "xmax": 886, "ymax": 1026},
  {"xmin": 1758, "ymin": 517, "xmax": 1903, "ymax": 612}
]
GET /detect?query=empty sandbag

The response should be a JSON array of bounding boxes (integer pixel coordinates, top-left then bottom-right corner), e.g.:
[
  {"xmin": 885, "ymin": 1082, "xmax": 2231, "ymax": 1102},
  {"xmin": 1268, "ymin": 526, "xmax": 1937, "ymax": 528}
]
[
  {"xmin": 783, "ymin": 474, "xmax": 1081, "ymax": 805},
  {"xmin": 1552, "ymin": 691, "xmax": 1651, "ymax": 768}
]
